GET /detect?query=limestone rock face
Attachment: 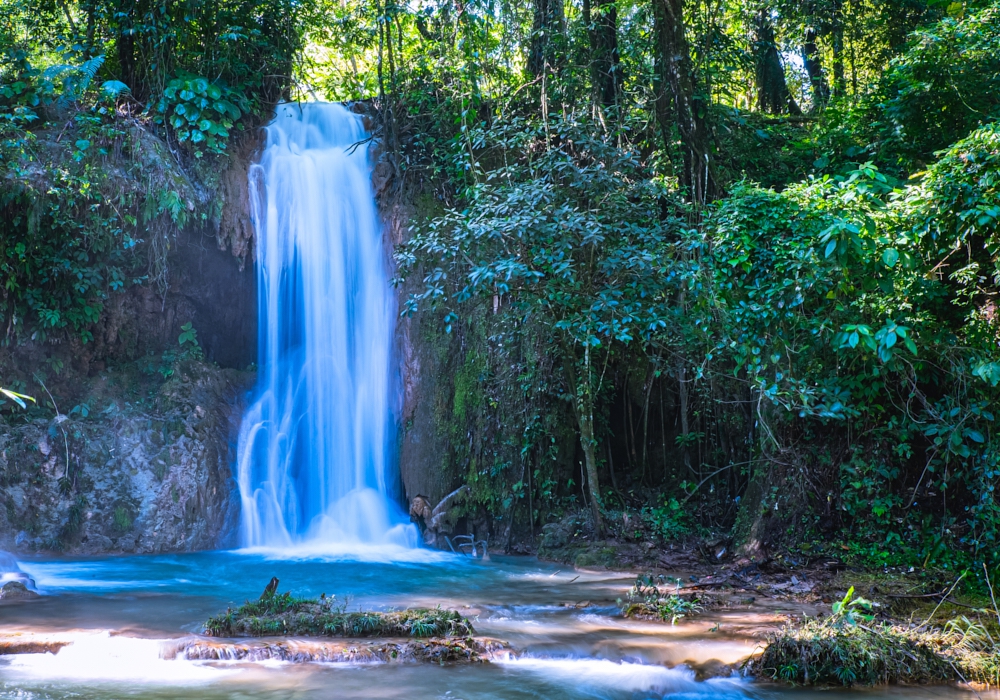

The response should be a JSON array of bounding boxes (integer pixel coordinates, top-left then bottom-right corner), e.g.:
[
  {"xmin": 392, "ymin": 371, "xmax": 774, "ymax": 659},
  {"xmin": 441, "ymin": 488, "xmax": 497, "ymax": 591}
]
[
  {"xmin": 0, "ymin": 362, "xmax": 251, "ymax": 555},
  {"xmin": 0, "ymin": 125, "xmax": 258, "ymax": 557}
]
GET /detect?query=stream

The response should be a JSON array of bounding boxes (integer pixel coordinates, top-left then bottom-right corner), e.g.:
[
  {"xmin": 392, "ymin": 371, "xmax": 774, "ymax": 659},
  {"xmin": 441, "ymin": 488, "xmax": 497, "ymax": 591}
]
[{"xmin": 0, "ymin": 551, "xmax": 989, "ymax": 699}]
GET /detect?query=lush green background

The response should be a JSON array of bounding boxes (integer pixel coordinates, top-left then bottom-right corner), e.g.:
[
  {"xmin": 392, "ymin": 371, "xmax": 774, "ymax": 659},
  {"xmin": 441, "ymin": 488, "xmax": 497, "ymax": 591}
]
[{"xmin": 3, "ymin": 0, "xmax": 1000, "ymax": 581}]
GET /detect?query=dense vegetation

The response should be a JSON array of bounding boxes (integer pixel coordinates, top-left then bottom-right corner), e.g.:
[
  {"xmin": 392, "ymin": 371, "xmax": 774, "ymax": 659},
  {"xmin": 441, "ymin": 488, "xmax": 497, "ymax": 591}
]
[
  {"xmin": 347, "ymin": 0, "xmax": 1000, "ymax": 579},
  {"xmin": 0, "ymin": 0, "xmax": 297, "ymax": 346},
  {"xmin": 3, "ymin": 0, "xmax": 1000, "ymax": 585}
]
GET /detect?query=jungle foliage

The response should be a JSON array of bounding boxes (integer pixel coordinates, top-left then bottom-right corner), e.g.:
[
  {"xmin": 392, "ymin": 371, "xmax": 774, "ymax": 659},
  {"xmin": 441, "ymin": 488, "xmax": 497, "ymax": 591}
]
[
  {"xmin": 0, "ymin": 0, "xmax": 298, "ymax": 344},
  {"xmin": 5, "ymin": 0, "xmax": 1000, "ymax": 582},
  {"xmin": 305, "ymin": 0, "xmax": 1000, "ymax": 578}
]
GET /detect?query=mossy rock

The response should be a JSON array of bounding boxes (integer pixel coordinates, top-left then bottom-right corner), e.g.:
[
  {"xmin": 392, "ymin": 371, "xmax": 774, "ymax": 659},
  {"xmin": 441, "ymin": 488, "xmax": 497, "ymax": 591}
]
[
  {"xmin": 205, "ymin": 591, "xmax": 475, "ymax": 639},
  {"xmin": 182, "ymin": 636, "xmax": 509, "ymax": 664},
  {"xmin": 574, "ymin": 547, "xmax": 619, "ymax": 569}
]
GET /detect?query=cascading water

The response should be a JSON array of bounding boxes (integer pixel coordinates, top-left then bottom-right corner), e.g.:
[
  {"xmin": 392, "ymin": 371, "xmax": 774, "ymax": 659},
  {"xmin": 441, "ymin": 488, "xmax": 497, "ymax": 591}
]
[{"xmin": 236, "ymin": 102, "xmax": 419, "ymax": 553}]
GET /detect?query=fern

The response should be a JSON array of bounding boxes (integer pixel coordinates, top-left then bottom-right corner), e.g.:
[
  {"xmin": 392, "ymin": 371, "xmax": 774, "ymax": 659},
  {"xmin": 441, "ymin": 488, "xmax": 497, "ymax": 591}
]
[
  {"xmin": 41, "ymin": 54, "xmax": 106, "ymax": 103},
  {"xmin": 100, "ymin": 80, "xmax": 130, "ymax": 98}
]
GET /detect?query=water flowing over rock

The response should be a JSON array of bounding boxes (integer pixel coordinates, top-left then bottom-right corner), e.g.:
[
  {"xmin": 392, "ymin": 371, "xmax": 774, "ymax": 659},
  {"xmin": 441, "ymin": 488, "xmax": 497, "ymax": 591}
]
[
  {"xmin": 178, "ymin": 637, "xmax": 508, "ymax": 664},
  {"xmin": 0, "ymin": 551, "xmax": 36, "ymax": 600},
  {"xmin": 237, "ymin": 103, "xmax": 418, "ymax": 550}
]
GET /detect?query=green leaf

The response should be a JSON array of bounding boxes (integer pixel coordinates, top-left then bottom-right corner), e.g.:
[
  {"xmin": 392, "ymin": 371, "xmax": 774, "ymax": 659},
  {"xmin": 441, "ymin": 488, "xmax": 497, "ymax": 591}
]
[
  {"xmin": 101, "ymin": 80, "xmax": 130, "ymax": 97},
  {"xmin": 825, "ymin": 240, "xmax": 837, "ymax": 258},
  {"xmin": 882, "ymin": 248, "xmax": 899, "ymax": 267},
  {"xmin": 1, "ymin": 388, "xmax": 35, "ymax": 409}
]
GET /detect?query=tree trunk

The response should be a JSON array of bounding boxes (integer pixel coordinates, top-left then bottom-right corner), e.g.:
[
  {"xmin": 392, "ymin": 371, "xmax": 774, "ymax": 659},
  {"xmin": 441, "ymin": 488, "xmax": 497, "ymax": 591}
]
[
  {"xmin": 652, "ymin": 0, "xmax": 719, "ymax": 205},
  {"xmin": 802, "ymin": 27, "xmax": 830, "ymax": 109},
  {"xmin": 578, "ymin": 389, "xmax": 602, "ymax": 532},
  {"xmin": 588, "ymin": 0, "xmax": 621, "ymax": 108},
  {"xmin": 831, "ymin": 23, "xmax": 845, "ymax": 98},
  {"xmin": 678, "ymin": 361, "xmax": 693, "ymax": 476},
  {"xmin": 753, "ymin": 11, "xmax": 801, "ymax": 115},
  {"xmin": 563, "ymin": 342, "xmax": 603, "ymax": 533},
  {"xmin": 528, "ymin": 0, "xmax": 565, "ymax": 77},
  {"xmin": 652, "ymin": 44, "xmax": 673, "ymax": 162}
]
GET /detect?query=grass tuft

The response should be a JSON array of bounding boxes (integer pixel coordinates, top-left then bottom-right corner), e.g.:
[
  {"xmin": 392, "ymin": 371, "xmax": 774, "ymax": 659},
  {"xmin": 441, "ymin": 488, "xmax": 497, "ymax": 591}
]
[
  {"xmin": 618, "ymin": 574, "xmax": 702, "ymax": 624},
  {"xmin": 751, "ymin": 616, "xmax": 1000, "ymax": 686}
]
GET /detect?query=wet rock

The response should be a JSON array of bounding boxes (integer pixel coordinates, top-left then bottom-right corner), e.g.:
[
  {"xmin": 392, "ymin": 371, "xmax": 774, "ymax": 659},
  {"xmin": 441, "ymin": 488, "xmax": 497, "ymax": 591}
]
[
  {"xmin": 0, "ymin": 638, "xmax": 66, "ymax": 654},
  {"xmin": 409, "ymin": 486, "xmax": 470, "ymax": 547},
  {"xmin": 0, "ymin": 361, "xmax": 251, "ymax": 555},
  {"xmin": 689, "ymin": 658, "xmax": 734, "ymax": 681},
  {"xmin": 179, "ymin": 637, "xmax": 510, "ymax": 664},
  {"xmin": 539, "ymin": 513, "xmax": 587, "ymax": 550},
  {"xmin": 0, "ymin": 581, "xmax": 38, "ymax": 601},
  {"xmin": 0, "ymin": 550, "xmax": 37, "ymax": 595},
  {"xmin": 83, "ymin": 534, "xmax": 114, "ymax": 552}
]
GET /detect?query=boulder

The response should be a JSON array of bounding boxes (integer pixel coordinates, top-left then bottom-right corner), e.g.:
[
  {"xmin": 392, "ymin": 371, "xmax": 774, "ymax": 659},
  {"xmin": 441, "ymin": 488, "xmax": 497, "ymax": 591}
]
[{"xmin": 0, "ymin": 581, "xmax": 38, "ymax": 601}]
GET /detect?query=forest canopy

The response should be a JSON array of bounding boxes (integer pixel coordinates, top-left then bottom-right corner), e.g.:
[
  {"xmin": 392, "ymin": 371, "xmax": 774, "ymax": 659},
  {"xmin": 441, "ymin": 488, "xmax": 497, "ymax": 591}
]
[{"xmin": 2, "ymin": 0, "xmax": 1000, "ymax": 578}]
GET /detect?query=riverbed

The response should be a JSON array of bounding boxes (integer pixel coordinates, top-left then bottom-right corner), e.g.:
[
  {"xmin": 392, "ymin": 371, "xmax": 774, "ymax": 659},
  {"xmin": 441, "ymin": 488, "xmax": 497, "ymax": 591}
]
[{"xmin": 0, "ymin": 551, "xmax": 991, "ymax": 700}]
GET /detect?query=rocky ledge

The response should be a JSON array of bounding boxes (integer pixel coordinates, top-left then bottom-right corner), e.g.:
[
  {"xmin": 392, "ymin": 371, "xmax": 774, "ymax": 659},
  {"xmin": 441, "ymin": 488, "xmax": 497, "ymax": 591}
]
[
  {"xmin": 178, "ymin": 637, "xmax": 509, "ymax": 664},
  {"xmin": 205, "ymin": 579, "xmax": 475, "ymax": 639},
  {"xmin": 194, "ymin": 579, "xmax": 506, "ymax": 664}
]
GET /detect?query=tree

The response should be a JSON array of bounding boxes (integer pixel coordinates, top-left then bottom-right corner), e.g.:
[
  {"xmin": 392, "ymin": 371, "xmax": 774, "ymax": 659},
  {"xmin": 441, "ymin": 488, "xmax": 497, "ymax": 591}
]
[
  {"xmin": 399, "ymin": 119, "xmax": 683, "ymax": 534},
  {"xmin": 802, "ymin": 25, "xmax": 830, "ymax": 108},
  {"xmin": 528, "ymin": 0, "xmax": 565, "ymax": 76},
  {"xmin": 652, "ymin": 0, "xmax": 719, "ymax": 205},
  {"xmin": 585, "ymin": 0, "xmax": 621, "ymax": 107},
  {"xmin": 753, "ymin": 9, "xmax": 801, "ymax": 114}
]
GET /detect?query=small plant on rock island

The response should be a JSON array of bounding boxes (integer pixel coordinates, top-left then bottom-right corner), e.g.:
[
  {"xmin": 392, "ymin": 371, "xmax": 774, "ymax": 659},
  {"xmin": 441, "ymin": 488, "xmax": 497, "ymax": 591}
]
[
  {"xmin": 619, "ymin": 574, "xmax": 702, "ymax": 624},
  {"xmin": 828, "ymin": 586, "xmax": 877, "ymax": 628}
]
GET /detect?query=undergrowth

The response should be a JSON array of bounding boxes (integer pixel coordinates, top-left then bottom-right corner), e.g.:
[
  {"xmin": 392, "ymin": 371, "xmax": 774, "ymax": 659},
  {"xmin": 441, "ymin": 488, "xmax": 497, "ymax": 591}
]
[{"xmin": 752, "ymin": 588, "xmax": 1000, "ymax": 686}]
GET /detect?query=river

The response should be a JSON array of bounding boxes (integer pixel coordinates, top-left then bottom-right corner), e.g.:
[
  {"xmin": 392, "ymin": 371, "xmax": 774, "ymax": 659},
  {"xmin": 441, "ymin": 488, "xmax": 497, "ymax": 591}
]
[{"xmin": 0, "ymin": 551, "xmax": 988, "ymax": 700}]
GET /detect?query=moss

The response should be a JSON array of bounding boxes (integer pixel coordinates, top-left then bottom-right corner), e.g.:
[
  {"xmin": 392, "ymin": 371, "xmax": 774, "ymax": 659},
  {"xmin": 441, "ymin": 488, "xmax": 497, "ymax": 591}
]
[
  {"xmin": 205, "ymin": 590, "xmax": 475, "ymax": 639},
  {"xmin": 451, "ymin": 348, "xmax": 483, "ymax": 425},
  {"xmin": 111, "ymin": 506, "xmax": 132, "ymax": 533},
  {"xmin": 574, "ymin": 547, "xmax": 618, "ymax": 569}
]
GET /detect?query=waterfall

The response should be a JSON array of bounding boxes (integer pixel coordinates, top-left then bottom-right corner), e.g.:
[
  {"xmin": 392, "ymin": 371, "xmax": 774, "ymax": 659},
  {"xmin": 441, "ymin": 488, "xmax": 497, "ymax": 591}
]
[{"xmin": 236, "ymin": 103, "xmax": 419, "ymax": 553}]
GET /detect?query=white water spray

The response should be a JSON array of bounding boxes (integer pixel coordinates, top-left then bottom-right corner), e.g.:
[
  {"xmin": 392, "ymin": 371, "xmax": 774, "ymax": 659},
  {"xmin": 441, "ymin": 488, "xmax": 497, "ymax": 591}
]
[{"xmin": 236, "ymin": 103, "xmax": 418, "ymax": 553}]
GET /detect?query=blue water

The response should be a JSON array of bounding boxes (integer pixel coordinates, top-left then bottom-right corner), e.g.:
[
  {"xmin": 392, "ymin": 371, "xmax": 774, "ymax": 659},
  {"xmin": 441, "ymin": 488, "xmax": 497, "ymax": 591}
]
[
  {"xmin": 238, "ymin": 103, "xmax": 417, "ymax": 550},
  {"xmin": 0, "ymin": 553, "xmax": 985, "ymax": 700}
]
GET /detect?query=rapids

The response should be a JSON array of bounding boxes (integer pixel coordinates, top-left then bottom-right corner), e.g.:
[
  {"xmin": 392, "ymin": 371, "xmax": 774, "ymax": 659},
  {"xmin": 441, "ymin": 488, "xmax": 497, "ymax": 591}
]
[{"xmin": 0, "ymin": 552, "xmax": 990, "ymax": 699}]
